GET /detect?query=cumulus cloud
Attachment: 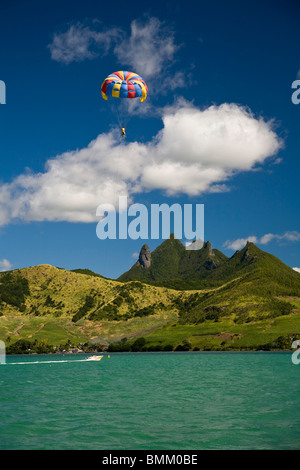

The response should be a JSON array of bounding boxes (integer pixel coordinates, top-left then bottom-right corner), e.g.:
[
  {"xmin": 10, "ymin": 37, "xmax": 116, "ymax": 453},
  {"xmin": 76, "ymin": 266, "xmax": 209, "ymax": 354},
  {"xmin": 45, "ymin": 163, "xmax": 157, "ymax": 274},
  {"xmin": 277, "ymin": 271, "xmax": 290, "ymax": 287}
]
[
  {"xmin": 141, "ymin": 161, "xmax": 226, "ymax": 196},
  {"xmin": 0, "ymin": 131, "xmax": 146, "ymax": 224},
  {"xmin": 48, "ymin": 22, "xmax": 122, "ymax": 64},
  {"xmin": 155, "ymin": 101, "xmax": 281, "ymax": 168},
  {"xmin": 0, "ymin": 101, "xmax": 282, "ymax": 225},
  {"xmin": 293, "ymin": 267, "xmax": 300, "ymax": 273},
  {"xmin": 0, "ymin": 259, "xmax": 12, "ymax": 272},
  {"xmin": 140, "ymin": 101, "xmax": 282, "ymax": 195},
  {"xmin": 224, "ymin": 231, "xmax": 300, "ymax": 251}
]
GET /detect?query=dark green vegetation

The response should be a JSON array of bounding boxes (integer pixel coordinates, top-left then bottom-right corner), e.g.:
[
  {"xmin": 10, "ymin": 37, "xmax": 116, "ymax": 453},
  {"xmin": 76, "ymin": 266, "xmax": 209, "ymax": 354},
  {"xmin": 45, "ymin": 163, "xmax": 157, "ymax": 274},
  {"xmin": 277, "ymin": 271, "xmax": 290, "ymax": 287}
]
[
  {"xmin": 5, "ymin": 338, "xmax": 102, "ymax": 355},
  {"xmin": 120, "ymin": 239, "xmax": 300, "ymax": 323},
  {"xmin": 119, "ymin": 236, "xmax": 300, "ymax": 292},
  {"xmin": 0, "ymin": 272, "xmax": 30, "ymax": 312},
  {"xmin": 119, "ymin": 237, "xmax": 228, "ymax": 288},
  {"xmin": 6, "ymin": 339, "xmax": 55, "ymax": 355},
  {"xmin": 0, "ymin": 239, "xmax": 300, "ymax": 353},
  {"xmin": 71, "ymin": 268, "xmax": 106, "ymax": 279}
]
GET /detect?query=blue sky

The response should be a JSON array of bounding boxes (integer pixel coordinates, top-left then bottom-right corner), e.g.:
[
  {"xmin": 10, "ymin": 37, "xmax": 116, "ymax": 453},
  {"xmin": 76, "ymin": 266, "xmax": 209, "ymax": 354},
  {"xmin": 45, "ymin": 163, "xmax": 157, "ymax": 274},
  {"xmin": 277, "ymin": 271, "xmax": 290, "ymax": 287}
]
[{"xmin": 0, "ymin": 0, "xmax": 300, "ymax": 278}]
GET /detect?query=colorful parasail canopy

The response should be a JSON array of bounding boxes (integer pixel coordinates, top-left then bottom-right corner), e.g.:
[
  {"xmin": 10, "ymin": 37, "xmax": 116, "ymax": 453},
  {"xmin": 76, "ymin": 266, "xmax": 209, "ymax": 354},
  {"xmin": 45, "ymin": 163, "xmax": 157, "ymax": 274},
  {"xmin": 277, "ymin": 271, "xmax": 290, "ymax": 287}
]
[{"xmin": 101, "ymin": 71, "xmax": 148, "ymax": 102}]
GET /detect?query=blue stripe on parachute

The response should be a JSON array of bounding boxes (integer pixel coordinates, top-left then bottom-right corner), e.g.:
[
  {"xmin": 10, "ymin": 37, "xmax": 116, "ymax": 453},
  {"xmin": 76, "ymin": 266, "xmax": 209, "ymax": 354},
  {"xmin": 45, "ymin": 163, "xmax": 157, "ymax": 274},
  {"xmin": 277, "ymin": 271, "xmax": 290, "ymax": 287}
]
[
  {"xmin": 134, "ymin": 84, "xmax": 142, "ymax": 97},
  {"xmin": 106, "ymin": 81, "xmax": 115, "ymax": 95}
]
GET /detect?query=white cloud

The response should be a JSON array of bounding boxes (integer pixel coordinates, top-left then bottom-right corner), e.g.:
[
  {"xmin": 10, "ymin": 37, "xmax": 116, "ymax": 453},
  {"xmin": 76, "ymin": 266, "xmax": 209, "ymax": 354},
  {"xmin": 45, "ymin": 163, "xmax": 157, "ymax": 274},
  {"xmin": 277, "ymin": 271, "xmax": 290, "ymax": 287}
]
[
  {"xmin": 48, "ymin": 17, "xmax": 185, "ymax": 95},
  {"xmin": 0, "ymin": 259, "xmax": 12, "ymax": 272},
  {"xmin": 155, "ymin": 101, "xmax": 282, "ymax": 168},
  {"xmin": 223, "ymin": 236, "xmax": 258, "ymax": 251},
  {"xmin": 0, "ymin": 130, "xmax": 146, "ymax": 224},
  {"xmin": 141, "ymin": 101, "xmax": 282, "ymax": 195},
  {"xmin": 259, "ymin": 233, "xmax": 275, "ymax": 244},
  {"xmin": 141, "ymin": 161, "xmax": 227, "ymax": 196},
  {"xmin": 114, "ymin": 17, "xmax": 179, "ymax": 79},
  {"xmin": 48, "ymin": 22, "xmax": 121, "ymax": 64},
  {"xmin": 132, "ymin": 252, "xmax": 139, "ymax": 260},
  {"xmin": 280, "ymin": 231, "xmax": 300, "ymax": 242},
  {"xmin": 293, "ymin": 267, "xmax": 300, "ymax": 273},
  {"xmin": 224, "ymin": 231, "xmax": 300, "ymax": 251},
  {"xmin": 48, "ymin": 17, "xmax": 179, "ymax": 74},
  {"xmin": 113, "ymin": 17, "xmax": 192, "ymax": 97},
  {"xmin": 0, "ymin": 101, "xmax": 282, "ymax": 225}
]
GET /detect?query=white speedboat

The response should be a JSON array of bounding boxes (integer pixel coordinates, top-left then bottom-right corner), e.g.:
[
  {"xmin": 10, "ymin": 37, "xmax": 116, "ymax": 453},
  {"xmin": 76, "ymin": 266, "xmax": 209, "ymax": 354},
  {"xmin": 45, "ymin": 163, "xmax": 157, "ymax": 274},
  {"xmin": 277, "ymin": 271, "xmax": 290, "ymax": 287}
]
[{"xmin": 85, "ymin": 355, "xmax": 103, "ymax": 361}]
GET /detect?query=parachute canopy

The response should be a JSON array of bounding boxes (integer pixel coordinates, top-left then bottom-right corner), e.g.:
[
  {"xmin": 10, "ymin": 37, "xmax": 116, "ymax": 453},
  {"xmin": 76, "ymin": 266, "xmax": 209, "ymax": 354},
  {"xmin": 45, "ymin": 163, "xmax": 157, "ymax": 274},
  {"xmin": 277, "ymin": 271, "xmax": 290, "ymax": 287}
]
[{"xmin": 101, "ymin": 71, "xmax": 148, "ymax": 102}]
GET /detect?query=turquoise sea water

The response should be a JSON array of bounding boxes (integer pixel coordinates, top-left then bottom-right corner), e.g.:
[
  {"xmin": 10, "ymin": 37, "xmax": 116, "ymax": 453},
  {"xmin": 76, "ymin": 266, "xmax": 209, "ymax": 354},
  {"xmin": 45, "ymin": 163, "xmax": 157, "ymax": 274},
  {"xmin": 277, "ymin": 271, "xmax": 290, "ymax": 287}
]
[{"xmin": 0, "ymin": 352, "xmax": 299, "ymax": 450}]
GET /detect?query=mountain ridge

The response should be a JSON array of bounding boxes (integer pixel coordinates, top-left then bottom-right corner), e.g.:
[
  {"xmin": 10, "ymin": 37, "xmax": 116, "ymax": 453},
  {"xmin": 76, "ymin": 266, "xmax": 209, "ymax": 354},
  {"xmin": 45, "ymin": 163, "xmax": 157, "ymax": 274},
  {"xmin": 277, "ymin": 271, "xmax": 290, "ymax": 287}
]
[
  {"xmin": 0, "ymin": 240, "xmax": 300, "ymax": 352},
  {"xmin": 118, "ymin": 237, "xmax": 300, "ymax": 292},
  {"xmin": 118, "ymin": 236, "xmax": 228, "ymax": 287}
]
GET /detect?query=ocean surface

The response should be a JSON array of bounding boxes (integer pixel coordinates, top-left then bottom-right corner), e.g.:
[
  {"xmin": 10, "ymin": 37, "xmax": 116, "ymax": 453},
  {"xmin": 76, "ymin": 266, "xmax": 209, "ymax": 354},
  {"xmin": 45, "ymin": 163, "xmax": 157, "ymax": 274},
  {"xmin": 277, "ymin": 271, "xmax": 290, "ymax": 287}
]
[{"xmin": 0, "ymin": 352, "xmax": 299, "ymax": 450}]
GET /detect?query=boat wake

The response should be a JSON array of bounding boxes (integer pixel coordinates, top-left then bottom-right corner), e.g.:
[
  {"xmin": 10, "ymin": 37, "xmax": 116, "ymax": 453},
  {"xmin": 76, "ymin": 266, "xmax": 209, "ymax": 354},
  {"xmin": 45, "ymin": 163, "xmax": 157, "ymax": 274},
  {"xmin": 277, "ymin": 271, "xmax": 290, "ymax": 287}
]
[{"xmin": 6, "ymin": 358, "xmax": 103, "ymax": 365}]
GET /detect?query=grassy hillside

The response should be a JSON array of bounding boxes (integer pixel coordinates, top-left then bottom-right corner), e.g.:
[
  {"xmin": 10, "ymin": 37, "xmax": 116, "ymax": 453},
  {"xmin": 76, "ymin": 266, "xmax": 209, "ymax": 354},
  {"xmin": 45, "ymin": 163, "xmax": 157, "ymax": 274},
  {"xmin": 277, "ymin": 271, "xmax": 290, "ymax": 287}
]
[
  {"xmin": 0, "ymin": 240, "xmax": 300, "ymax": 352},
  {"xmin": 0, "ymin": 265, "xmax": 179, "ymax": 349},
  {"xmin": 139, "ymin": 307, "xmax": 300, "ymax": 351}
]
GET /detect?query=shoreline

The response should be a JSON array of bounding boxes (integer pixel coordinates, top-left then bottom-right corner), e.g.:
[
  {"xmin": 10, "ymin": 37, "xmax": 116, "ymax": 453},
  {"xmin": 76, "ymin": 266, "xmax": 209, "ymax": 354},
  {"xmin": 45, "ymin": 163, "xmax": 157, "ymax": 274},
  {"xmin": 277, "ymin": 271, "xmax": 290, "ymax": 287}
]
[{"xmin": 3, "ymin": 349, "xmax": 293, "ymax": 357}]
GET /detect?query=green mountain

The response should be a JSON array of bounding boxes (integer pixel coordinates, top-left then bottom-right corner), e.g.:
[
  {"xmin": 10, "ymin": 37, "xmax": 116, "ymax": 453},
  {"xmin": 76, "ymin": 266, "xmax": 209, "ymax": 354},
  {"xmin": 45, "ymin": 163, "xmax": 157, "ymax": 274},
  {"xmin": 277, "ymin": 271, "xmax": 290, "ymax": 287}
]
[
  {"xmin": 176, "ymin": 242, "xmax": 300, "ymax": 323},
  {"xmin": 118, "ymin": 238, "xmax": 300, "ymax": 325},
  {"xmin": 0, "ymin": 240, "xmax": 300, "ymax": 353},
  {"xmin": 119, "ymin": 237, "xmax": 300, "ymax": 291},
  {"xmin": 119, "ymin": 235, "xmax": 228, "ymax": 288}
]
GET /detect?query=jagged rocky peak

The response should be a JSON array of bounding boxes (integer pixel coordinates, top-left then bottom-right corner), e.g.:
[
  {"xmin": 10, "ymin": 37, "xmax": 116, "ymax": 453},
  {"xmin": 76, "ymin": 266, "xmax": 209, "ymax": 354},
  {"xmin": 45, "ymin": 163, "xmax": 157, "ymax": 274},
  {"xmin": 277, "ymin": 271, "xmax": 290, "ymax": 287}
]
[
  {"xmin": 203, "ymin": 241, "xmax": 214, "ymax": 256},
  {"xmin": 138, "ymin": 244, "xmax": 151, "ymax": 268}
]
